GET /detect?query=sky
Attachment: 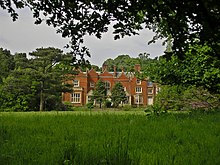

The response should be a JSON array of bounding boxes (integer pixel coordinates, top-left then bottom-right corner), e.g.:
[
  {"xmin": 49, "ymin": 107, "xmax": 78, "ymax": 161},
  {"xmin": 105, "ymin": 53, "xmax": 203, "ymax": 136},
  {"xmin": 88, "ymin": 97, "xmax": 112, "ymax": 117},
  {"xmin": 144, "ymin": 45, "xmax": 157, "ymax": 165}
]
[{"xmin": 0, "ymin": 8, "xmax": 166, "ymax": 67}]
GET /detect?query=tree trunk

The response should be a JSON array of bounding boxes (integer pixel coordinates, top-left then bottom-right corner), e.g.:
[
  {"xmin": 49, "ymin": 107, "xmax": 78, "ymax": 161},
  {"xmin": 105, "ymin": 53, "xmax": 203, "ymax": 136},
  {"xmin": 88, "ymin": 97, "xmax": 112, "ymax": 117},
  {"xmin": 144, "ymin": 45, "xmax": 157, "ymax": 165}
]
[{"xmin": 40, "ymin": 81, "xmax": 44, "ymax": 111}]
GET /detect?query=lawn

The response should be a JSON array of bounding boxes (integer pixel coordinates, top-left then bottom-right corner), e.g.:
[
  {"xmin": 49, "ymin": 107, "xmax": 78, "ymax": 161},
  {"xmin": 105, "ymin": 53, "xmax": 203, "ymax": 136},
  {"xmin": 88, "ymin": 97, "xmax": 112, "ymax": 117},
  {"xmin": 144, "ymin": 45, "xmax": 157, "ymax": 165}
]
[{"xmin": 0, "ymin": 110, "xmax": 220, "ymax": 164}]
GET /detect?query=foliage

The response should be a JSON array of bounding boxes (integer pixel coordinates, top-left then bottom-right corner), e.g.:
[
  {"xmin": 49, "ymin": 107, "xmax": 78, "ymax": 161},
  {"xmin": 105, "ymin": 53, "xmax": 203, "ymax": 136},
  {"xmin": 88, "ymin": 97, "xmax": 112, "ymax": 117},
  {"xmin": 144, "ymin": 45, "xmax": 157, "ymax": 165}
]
[
  {"xmin": 104, "ymin": 55, "xmax": 139, "ymax": 72},
  {"xmin": 0, "ymin": 112, "xmax": 220, "ymax": 164},
  {"xmin": 0, "ymin": 48, "xmax": 15, "ymax": 83},
  {"xmin": 2, "ymin": 0, "xmax": 219, "ymax": 61},
  {"xmin": 155, "ymin": 85, "xmax": 220, "ymax": 112},
  {"xmin": 111, "ymin": 82, "xmax": 127, "ymax": 108},
  {"xmin": 103, "ymin": 53, "xmax": 154, "ymax": 72},
  {"xmin": 121, "ymin": 105, "xmax": 132, "ymax": 111},
  {"xmin": 145, "ymin": 103, "xmax": 167, "ymax": 116},
  {"xmin": 93, "ymin": 80, "xmax": 107, "ymax": 108},
  {"xmin": 0, "ymin": 68, "xmax": 38, "ymax": 112},
  {"xmin": 86, "ymin": 102, "xmax": 94, "ymax": 110},
  {"xmin": 0, "ymin": 47, "xmax": 74, "ymax": 111},
  {"xmin": 141, "ymin": 44, "xmax": 220, "ymax": 93},
  {"xmin": 104, "ymin": 100, "xmax": 112, "ymax": 108}
]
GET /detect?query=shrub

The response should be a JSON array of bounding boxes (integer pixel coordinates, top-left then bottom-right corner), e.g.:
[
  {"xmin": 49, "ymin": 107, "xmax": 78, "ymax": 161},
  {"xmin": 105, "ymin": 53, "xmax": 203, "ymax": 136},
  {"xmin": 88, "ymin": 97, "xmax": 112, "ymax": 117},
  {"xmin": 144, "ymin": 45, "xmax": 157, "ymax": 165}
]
[
  {"xmin": 155, "ymin": 85, "xmax": 220, "ymax": 112},
  {"xmin": 122, "ymin": 105, "xmax": 132, "ymax": 111},
  {"xmin": 144, "ymin": 103, "xmax": 167, "ymax": 116},
  {"xmin": 86, "ymin": 102, "xmax": 94, "ymax": 110},
  {"xmin": 104, "ymin": 100, "xmax": 112, "ymax": 108},
  {"xmin": 63, "ymin": 102, "xmax": 74, "ymax": 111}
]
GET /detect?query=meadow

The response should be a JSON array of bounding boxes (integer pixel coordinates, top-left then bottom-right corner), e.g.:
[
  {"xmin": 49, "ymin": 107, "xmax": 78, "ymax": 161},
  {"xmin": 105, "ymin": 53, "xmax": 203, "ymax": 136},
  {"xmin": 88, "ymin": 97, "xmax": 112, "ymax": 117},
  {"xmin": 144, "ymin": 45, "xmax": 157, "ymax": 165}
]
[{"xmin": 0, "ymin": 110, "xmax": 220, "ymax": 165}]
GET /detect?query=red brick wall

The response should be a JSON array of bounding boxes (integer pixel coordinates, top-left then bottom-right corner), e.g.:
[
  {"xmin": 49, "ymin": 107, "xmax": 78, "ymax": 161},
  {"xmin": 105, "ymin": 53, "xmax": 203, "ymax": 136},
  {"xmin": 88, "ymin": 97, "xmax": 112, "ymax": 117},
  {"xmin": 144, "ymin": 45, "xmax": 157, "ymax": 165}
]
[{"xmin": 62, "ymin": 66, "xmax": 158, "ymax": 106}]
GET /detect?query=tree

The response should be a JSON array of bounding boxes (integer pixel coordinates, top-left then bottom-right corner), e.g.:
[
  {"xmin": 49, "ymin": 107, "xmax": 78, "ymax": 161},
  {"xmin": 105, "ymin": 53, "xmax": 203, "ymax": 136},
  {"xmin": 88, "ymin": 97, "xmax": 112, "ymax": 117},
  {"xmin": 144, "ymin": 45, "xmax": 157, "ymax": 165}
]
[
  {"xmin": 0, "ymin": 48, "xmax": 15, "ymax": 83},
  {"xmin": 154, "ymin": 85, "xmax": 220, "ymax": 111},
  {"xmin": 140, "ymin": 43, "xmax": 220, "ymax": 93},
  {"xmin": 93, "ymin": 80, "xmax": 107, "ymax": 108},
  {"xmin": 103, "ymin": 55, "xmax": 141, "ymax": 72},
  {"xmin": 0, "ymin": 68, "xmax": 38, "ymax": 111},
  {"xmin": 0, "ymin": 47, "xmax": 75, "ymax": 111},
  {"xmin": 111, "ymin": 82, "xmax": 126, "ymax": 108},
  {"xmin": 0, "ymin": 53, "xmax": 38, "ymax": 111},
  {"xmin": 29, "ymin": 47, "xmax": 73, "ymax": 111},
  {"xmin": 1, "ymin": 1, "xmax": 219, "ymax": 60}
]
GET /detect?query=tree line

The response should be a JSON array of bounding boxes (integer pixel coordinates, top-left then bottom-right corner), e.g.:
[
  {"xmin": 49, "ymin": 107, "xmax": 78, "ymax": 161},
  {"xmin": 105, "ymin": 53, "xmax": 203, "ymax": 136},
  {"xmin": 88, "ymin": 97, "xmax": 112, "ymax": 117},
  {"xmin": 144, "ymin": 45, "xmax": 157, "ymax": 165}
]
[
  {"xmin": 0, "ymin": 47, "xmax": 77, "ymax": 111},
  {"xmin": 1, "ymin": 0, "xmax": 219, "ymax": 112},
  {"xmin": 102, "ymin": 46, "xmax": 220, "ymax": 111},
  {"xmin": 0, "ymin": 45, "xmax": 219, "ymax": 111}
]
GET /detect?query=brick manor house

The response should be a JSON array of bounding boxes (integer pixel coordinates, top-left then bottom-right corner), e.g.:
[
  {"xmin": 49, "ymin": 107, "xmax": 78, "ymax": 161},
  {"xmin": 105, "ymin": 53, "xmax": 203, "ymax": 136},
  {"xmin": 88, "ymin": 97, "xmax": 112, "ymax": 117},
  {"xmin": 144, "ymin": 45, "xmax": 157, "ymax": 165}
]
[{"xmin": 62, "ymin": 64, "xmax": 159, "ymax": 106}]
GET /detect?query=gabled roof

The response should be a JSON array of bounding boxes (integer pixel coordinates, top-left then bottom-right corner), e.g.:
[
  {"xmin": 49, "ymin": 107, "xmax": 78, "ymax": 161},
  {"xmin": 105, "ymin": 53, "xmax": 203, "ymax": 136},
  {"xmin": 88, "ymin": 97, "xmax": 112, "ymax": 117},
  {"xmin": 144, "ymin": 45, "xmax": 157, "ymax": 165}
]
[
  {"xmin": 99, "ymin": 70, "xmax": 113, "ymax": 77},
  {"xmin": 88, "ymin": 68, "xmax": 99, "ymax": 77},
  {"xmin": 118, "ymin": 71, "xmax": 128, "ymax": 79},
  {"xmin": 87, "ymin": 89, "xmax": 94, "ymax": 96}
]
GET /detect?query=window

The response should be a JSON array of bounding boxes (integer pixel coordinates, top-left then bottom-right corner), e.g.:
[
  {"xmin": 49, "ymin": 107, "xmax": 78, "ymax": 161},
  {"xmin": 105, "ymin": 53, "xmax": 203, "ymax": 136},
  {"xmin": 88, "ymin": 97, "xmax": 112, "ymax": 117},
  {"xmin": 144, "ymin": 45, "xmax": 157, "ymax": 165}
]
[
  {"xmin": 148, "ymin": 96, "xmax": 154, "ymax": 105},
  {"xmin": 87, "ymin": 96, "xmax": 93, "ymax": 103},
  {"xmin": 71, "ymin": 93, "xmax": 81, "ymax": 103},
  {"xmin": 124, "ymin": 96, "xmax": 130, "ymax": 104},
  {"xmin": 148, "ymin": 89, "xmax": 153, "ymax": 94},
  {"xmin": 148, "ymin": 81, "xmax": 153, "ymax": 86},
  {"xmin": 135, "ymin": 87, "xmax": 142, "ymax": 93},
  {"xmin": 105, "ymin": 81, "xmax": 111, "ymax": 90},
  {"xmin": 90, "ymin": 82, "xmax": 95, "ymax": 88},
  {"xmin": 73, "ymin": 80, "xmax": 79, "ymax": 87},
  {"xmin": 124, "ymin": 87, "xmax": 127, "ymax": 91},
  {"xmin": 134, "ymin": 95, "xmax": 143, "ymax": 104},
  {"xmin": 136, "ymin": 79, "xmax": 141, "ymax": 85}
]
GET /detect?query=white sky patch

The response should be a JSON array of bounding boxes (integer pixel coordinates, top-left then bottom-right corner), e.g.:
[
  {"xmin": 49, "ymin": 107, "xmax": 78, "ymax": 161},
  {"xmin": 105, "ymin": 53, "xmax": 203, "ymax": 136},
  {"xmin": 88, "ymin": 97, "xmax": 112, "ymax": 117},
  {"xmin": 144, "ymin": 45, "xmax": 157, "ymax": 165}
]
[{"xmin": 0, "ymin": 8, "xmax": 165, "ymax": 66}]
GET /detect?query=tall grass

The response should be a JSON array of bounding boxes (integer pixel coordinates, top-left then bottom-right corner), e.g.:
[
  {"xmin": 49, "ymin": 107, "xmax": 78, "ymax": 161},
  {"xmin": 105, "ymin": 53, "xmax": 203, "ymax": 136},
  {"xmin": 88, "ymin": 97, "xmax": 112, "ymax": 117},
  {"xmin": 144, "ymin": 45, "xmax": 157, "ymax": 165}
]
[{"xmin": 0, "ymin": 111, "xmax": 220, "ymax": 164}]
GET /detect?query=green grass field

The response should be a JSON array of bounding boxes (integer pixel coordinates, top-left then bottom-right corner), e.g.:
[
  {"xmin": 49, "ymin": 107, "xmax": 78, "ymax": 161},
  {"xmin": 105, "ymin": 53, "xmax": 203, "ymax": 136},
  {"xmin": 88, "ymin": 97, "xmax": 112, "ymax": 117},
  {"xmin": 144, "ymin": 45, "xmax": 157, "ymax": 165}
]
[{"xmin": 0, "ymin": 111, "xmax": 220, "ymax": 165}]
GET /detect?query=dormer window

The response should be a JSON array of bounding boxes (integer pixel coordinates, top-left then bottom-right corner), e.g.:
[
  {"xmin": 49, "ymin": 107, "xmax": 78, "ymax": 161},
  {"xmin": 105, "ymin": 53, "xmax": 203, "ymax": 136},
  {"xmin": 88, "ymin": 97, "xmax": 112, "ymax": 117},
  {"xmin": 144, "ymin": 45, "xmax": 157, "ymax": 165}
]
[
  {"xmin": 73, "ymin": 80, "xmax": 79, "ymax": 87},
  {"xmin": 90, "ymin": 82, "xmax": 95, "ymax": 88},
  {"xmin": 136, "ymin": 79, "xmax": 141, "ymax": 85},
  {"xmin": 148, "ymin": 81, "xmax": 153, "ymax": 86}
]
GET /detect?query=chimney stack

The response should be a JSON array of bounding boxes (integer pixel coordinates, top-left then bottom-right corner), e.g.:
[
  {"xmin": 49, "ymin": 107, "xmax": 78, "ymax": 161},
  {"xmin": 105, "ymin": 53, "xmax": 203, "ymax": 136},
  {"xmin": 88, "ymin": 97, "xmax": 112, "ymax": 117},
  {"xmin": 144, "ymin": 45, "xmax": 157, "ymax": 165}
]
[
  {"xmin": 113, "ymin": 66, "xmax": 117, "ymax": 77},
  {"xmin": 121, "ymin": 66, "xmax": 124, "ymax": 73},
  {"xmin": 102, "ymin": 63, "xmax": 108, "ymax": 72}
]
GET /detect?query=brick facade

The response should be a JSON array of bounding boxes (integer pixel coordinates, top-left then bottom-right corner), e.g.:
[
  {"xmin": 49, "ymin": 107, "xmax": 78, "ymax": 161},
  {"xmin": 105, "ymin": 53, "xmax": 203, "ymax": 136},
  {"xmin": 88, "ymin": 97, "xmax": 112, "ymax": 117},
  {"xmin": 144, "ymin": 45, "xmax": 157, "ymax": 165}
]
[{"xmin": 62, "ymin": 64, "xmax": 159, "ymax": 106}]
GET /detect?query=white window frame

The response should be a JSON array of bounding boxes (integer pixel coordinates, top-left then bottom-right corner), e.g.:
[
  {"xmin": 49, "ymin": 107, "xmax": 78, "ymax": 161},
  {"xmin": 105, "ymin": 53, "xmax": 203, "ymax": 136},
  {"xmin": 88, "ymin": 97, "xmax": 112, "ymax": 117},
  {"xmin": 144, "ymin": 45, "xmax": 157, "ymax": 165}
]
[
  {"xmin": 136, "ymin": 79, "xmax": 141, "ymax": 85},
  {"xmin": 124, "ymin": 96, "xmax": 130, "ymax": 104},
  {"xmin": 135, "ymin": 87, "xmax": 142, "ymax": 93},
  {"xmin": 148, "ymin": 88, "xmax": 153, "ymax": 94},
  {"xmin": 73, "ymin": 80, "xmax": 79, "ymax": 87},
  {"xmin": 105, "ymin": 81, "xmax": 111, "ymax": 90},
  {"xmin": 71, "ymin": 93, "xmax": 81, "ymax": 103},
  {"xmin": 90, "ymin": 82, "xmax": 95, "ymax": 88},
  {"xmin": 87, "ymin": 95, "xmax": 93, "ymax": 103},
  {"xmin": 147, "ymin": 96, "xmax": 154, "ymax": 105},
  {"xmin": 134, "ymin": 95, "xmax": 143, "ymax": 104}
]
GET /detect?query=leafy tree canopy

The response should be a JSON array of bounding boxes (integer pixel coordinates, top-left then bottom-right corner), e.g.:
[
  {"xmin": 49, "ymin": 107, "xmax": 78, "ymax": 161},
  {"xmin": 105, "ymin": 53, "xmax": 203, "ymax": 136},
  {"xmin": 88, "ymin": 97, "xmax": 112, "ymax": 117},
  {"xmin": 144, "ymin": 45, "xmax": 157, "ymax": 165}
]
[
  {"xmin": 0, "ymin": 47, "xmax": 75, "ymax": 111},
  {"xmin": 0, "ymin": 48, "xmax": 15, "ymax": 82},
  {"xmin": 111, "ymin": 82, "xmax": 126, "ymax": 107},
  {"xmin": 142, "ymin": 44, "xmax": 220, "ymax": 93},
  {"xmin": 93, "ymin": 80, "xmax": 107, "ymax": 108},
  {"xmin": 103, "ymin": 53, "xmax": 154, "ymax": 72},
  {"xmin": 1, "ymin": 0, "xmax": 219, "ymax": 60}
]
